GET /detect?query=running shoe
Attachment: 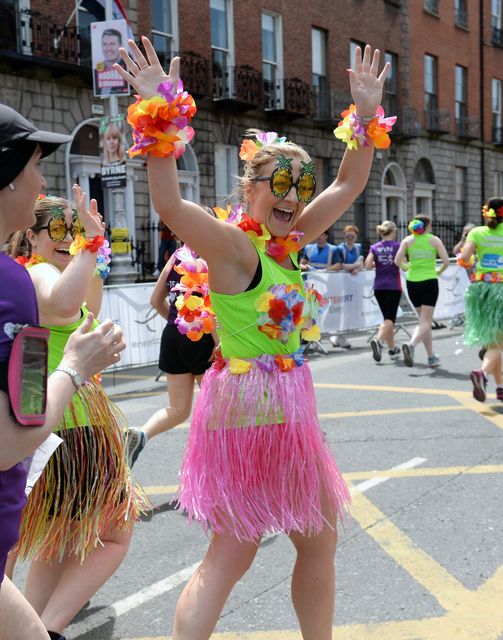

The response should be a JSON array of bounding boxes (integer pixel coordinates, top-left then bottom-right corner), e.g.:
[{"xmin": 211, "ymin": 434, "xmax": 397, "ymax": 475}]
[
  {"xmin": 496, "ymin": 387, "xmax": 503, "ymax": 402},
  {"xmin": 428, "ymin": 354, "xmax": 441, "ymax": 368},
  {"xmin": 402, "ymin": 343, "xmax": 415, "ymax": 367},
  {"xmin": 370, "ymin": 339, "xmax": 382, "ymax": 362},
  {"xmin": 125, "ymin": 428, "xmax": 147, "ymax": 468},
  {"xmin": 470, "ymin": 369, "xmax": 487, "ymax": 403},
  {"xmin": 388, "ymin": 346, "xmax": 401, "ymax": 358}
]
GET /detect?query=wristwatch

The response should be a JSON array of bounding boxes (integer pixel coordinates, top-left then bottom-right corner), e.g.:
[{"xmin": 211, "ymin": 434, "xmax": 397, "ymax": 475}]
[{"xmin": 55, "ymin": 365, "xmax": 82, "ymax": 389}]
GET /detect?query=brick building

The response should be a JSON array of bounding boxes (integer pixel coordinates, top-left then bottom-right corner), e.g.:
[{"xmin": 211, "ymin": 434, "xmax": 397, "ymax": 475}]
[{"xmin": 0, "ymin": 0, "xmax": 502, "ymax": 276}]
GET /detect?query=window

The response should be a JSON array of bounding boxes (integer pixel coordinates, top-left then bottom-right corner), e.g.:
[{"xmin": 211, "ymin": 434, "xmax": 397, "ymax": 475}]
[
  {"xmin": 349, "ymin": 40, "xmax": 365, "ymax": 68},
  {"xmin": 454, "ymin": 167, "xmax": 466, "ymax": 224},
  {"xmin": 455, "ymin": 64, "xmax": 467, "ymax": 123},
  {"xmin": 492, "ymin": 0, "xmax": 502, "ymax": 28},
  {"xmin": 424, "ymin": 0, "xmax": 439, "ymax": 14},
  {"xmin": 262, "ymin": 12, "xmax": 283, "ymax": 109},
  {"xmin": 424, "ymin": 54, "xmax": 438, "ymax": 124},
  {"xmin": 211, "ymin": 0, "xmax": 234, "ymax": 98},
  {"xmin": 454, "ymin": 0, "xmax": 468, "ymax": 27},
  {"xmin": 493, "ymin": 78, "xmax": 502, "ymax": 143},
  {"xmin": 214, "ymin": 144, "xmax": 238, "ymax": 205},
  {"xmin": 151, "ymin": 0, "xmax": 178, "ymax": 70},
  {"xmin": 384, "ymin": 52, "xmax": 398, "ymax": 117},
  {"xmin": 495, "ymin": 172, "xmax": 503, "ymax": 194},
  {"xmin": 312, "ymin": 28, "xmax": 328, "ymax": 119}
]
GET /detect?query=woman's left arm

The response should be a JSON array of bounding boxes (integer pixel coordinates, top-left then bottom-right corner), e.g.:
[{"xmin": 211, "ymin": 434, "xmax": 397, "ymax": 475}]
[
  {"xmin": 433, "ymin": 237, "xmax": 450, "ymax": 274},
  {"xmin": 459, "ymin": 240, "xmax": 476, "ymax": 264},
  {"xmin": 364, "ymin": 251, "xmax": 375, "ymax": 270},
  {"xmin": 85, "ymin": 276, "xmax": 104, "ymax": 317},
  {"xmin": 297, "ymin": 45, "xmax": 390, "ymax": 245}
]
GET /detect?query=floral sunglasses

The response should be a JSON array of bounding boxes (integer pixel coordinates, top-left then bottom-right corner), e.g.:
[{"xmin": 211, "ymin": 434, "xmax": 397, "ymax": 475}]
[
  {"xmin": 252, "ymin": 155, "xmax": 317, "ymax": 204},
  {"xmin": 36, "ymin": 206, "xmax": 85, "ymax": 242}
]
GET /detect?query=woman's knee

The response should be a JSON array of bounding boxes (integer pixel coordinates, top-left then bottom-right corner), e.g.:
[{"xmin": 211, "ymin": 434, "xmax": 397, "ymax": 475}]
[{"xmin": 205, "ymin": 535, "xmax": 258, "ymax": 580}]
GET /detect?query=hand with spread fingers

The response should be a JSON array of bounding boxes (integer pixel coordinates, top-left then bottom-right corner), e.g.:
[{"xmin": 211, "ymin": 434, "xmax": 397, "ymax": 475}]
[
  {"xmin": 72, "ymin": 184, "xmax": 105, "ymax": 239},
  {"xmin": 349, "ymin": 45, "xmax": 390, "ymax": 117},
  {"xmin": 114, "ymin": 35, "xmax": 179, "ymax": 100}
]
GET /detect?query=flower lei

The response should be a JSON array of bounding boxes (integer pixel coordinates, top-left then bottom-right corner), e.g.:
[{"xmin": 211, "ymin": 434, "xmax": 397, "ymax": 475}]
[
  {"xmin": 469, "ymin": 271, "xmax": 503, "ymax": 283},
  {"xmin": 171, "ymin": 244, "xmax": 216, "ymax": 341},
  {"xmin": 213, "ymin": 205, "xmax": 303, "ymax": 264},
  {"xmin": 127, "ymin": 80, "xmax": 197, "ymax": 159},
  {"xmin": 15, "ymin": 254, "xmax": 46, "ymax": 268},
  {"xmin": 334, "ymin": 104, "xmax": 396, "ymax": 150},
  {"xmin": 239, "ymin": 131, "xmax": 287, "ymax": 162},
  {"xmin": 408, "ymin": 219, "xmax": 425, "ymax": 235}
]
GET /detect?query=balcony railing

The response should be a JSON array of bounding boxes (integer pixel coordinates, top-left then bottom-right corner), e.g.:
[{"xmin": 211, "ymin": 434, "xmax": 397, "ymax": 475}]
[
  {"xmin": 179, "ymin": 51, "xmax": 210, "ymax": 98},
  {"xmin": 0, "ymin": 8, "xmax": 90, "ymax": 67},
  {"xmin": 425, "ymin": 109, "xmax": 451, "ymax": 134},
  {"xmin": 456, "ymin": 116, "xmax": 480, "ymax": 140},
  {"xmin": 393, "ymin": 106, "xmax": 421, "ymax": 139},
  {"xmin": 455, "ymin": 8, "xmax": 468, "ymax": 28},
  {"xmin": 424, "ymin": 0, "xmax": 439, "ymax": 15},
  {"xmin": 265, "ymin": 77, "xmax": 312, "ymax": 117},
  {"xmin": 492, "ymin": 26, "xmax": 503, "ymax": 48},
  {"xmin": 493, "ymin": 126, "xmax": 503, "ymax": 146},
  {"xmin": 213, "ymin": 64, "xmax": 263, "ymax": 107}
]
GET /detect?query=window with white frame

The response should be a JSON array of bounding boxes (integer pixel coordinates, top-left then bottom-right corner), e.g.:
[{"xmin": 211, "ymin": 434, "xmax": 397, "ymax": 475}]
[
  {"xmin": 454, "ymin": 166, "xmax": 467, "ymax": 224},
  {"xmin": 211, "ymin": 0, "xmax": 234, "ymax": 98},
  {"xmin": 424, "ymin": 54, "xmax": 438, "ymax": 128},
  {"xmin": 455, "ymin": 64, "xmax": 467, "ymax": 123},
  {"xmin": 214, "ymin": 144, "xmax": 238, "ymax": 205},
  {"xmin": 262, "ymin": 12, "xmax": 283, "ymax": 109},
  {"xmin": 151, "ymin": 0, "xmax": 178, "ymax": 71},
  {"xmin": 492, "ymin": 78, "xmax": 502, "ymax": 143},
  {"xmin": 384, "ymin": 51, "xmax": 398, "ymax": 117},
  {"xmin": 312, "ymin": 28, "xmax": 328, "ymax": 119}
]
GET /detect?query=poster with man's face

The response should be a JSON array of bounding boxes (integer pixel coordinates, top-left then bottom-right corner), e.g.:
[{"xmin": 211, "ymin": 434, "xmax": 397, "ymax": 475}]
[{"xmin": 91, "ymin": 19, "xmax": 130, "ymax": 98}]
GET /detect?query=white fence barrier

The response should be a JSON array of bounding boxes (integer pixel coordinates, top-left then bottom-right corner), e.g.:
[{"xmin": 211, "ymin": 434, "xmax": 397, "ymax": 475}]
[{"xmin": 101, "ymin": 265, "xmax": 470, "ymax": 369}]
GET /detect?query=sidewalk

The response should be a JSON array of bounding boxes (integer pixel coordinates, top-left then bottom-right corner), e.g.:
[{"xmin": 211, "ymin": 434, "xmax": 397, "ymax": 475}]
[{"xmin": 101, "ymin": 363, "xmax": 163, "ymax": 398}]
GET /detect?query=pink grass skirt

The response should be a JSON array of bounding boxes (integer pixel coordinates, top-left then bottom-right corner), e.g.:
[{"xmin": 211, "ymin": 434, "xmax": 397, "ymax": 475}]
[{"xmin": 179, "ymin": 360, "xmax": 351, "ymax": 541}]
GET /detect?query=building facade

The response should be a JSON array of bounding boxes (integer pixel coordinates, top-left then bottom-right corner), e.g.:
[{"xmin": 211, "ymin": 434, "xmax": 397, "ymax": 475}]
[{"xmin": 0, "ymin": 0, "xmax": 502, "ymax": 276}]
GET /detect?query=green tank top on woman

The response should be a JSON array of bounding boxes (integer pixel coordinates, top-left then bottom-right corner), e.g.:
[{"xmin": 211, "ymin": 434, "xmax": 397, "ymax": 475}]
[
  {"xmin": 466, "ymin": 225, "xmax": 503, "ymax": 274},
  {"xmin": 406, "ymin": 233, "xmax": 437, "ymax": 282},
  {"xmin": 210, "ymin": 247, "xmax": 302, "ymax": 359}
]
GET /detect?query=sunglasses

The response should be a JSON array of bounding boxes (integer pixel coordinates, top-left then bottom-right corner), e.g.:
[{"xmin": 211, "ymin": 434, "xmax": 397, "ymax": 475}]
[
  {"xmin": 253, "ymin": 156, "xmax": 317, "ymax": 204},
  {"xmin": 37, "ymin": 208, "xmax": 85, "ymax": 242}
]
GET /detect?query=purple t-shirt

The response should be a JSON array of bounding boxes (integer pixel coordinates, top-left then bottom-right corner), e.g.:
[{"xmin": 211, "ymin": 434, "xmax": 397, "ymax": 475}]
[
  {"xmin": 370, "ymin": 240, "xmax": 401, "ymax": 290},
  {"xmin": 166, "ymin": 260, "xmax": 182, "ymax": 326},
  {"xmin": 0, "ymin": 253, "xmax": 39, "ymax": 583}
]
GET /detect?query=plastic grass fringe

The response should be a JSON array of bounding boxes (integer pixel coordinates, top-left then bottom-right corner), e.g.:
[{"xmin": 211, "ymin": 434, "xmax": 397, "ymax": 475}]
[
  {"xmin": 178, "ymin": 362, "xmax": 351, "ymax": 541},
  {"xmin": 14, "ymin": 380, "xmax": 152, "ymax": 563},
  {"xmin": 464, "ymin": 281, "xmax": 503, "ymax": 347}
]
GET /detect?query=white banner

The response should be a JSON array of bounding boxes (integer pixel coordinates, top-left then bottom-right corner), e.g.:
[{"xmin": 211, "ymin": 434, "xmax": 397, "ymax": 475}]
[{"xmin": 100, "ymin": 284, "xmax": 164, "ymax": 370}]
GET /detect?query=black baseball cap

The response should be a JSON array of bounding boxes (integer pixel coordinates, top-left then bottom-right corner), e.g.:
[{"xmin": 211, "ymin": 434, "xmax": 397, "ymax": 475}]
[{"xmin": 0, "ymin": 103, "xmax": 72, "ymax": 190}]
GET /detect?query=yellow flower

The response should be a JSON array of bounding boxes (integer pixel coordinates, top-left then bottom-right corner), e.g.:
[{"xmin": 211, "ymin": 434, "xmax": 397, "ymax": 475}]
[
  {"xmin": 256, "ymin": 291, "xmax": 274, "ymax": 312},
  {"xmin": 185, "ymin": 295, "xmax": 204, "ymax": 311},
  {"xmin": 229, "ymin": 357, "xmax": 251, "ymax": 374}
]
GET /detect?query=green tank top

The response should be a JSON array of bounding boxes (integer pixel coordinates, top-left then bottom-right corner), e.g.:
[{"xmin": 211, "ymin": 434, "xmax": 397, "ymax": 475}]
[
  {"xmin": 45, "ymin": 306, "xmax": 99, "ymax": 429},
  {"xmin": 406, "ymin": 233, "xmax": 438, "ymax": 282},
  {"xmin": 210, "ymin": 246, "xmax": 303, "ymax": 359},
  {"xmin": 466, "ymin": 224, "xmax": 503, "ymax": 274}
]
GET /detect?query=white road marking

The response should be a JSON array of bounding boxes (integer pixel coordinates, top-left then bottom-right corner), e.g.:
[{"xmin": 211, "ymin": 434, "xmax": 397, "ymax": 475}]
[
  {"xmin": 351, "ymin": 457, "xmax": 428, "ymax": 494},
  {"xmin": 67, "ymin": 458, "xmax": 427, "ymax": 638},
  {"xmin": 66, "ymin": 562, "xmax": 200, "ymax": 639}
]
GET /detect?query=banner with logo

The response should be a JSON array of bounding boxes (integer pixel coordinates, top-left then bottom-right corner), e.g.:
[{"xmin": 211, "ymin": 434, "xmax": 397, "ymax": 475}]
[{"xmin": 99, "ymin": 114, "xmax": 127, "ymax": 189}]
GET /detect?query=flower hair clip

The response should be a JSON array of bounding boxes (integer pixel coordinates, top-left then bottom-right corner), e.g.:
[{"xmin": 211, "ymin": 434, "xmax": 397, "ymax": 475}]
[
  {"xmin": 408, "ymin": 219, "xmax": 425, "ymax": 235},
  {"xmin": 482, "ymin": 204, "xmax": 503, "ymax": 218},
  {"xmin": 239, "ymin": 131, "xmax": 287, "ymax": 162}
]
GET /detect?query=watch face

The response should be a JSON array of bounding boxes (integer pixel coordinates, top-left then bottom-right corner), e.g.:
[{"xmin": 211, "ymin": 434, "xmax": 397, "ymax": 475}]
[{"xmin": 73, "ymin": 371, "xmax": 82, "ymax": 387}]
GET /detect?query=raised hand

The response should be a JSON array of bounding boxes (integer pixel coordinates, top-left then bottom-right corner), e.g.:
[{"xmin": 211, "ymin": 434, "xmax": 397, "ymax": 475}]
[
  {"xmin": 72, "ymin": 184, "xmax": 105, "ymax": 238},
  {"xmin": 114, "ymin": 35, "xmax": 179, "ymax": 100},
  {"xmin": 349, "ymin": 45, "xmax": 390, "ymax": 117}
]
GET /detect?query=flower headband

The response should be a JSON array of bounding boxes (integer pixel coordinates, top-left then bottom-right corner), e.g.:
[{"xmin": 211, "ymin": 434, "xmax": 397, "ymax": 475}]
[
  {"xmin": 482, "ymin": 204, "xmax": 503, "ymax": 218},
  {"xmin": 239, "ymin": 131, "xmax": 288, "ymax": 162},
  {"xmin": 408, "ymin": 219, "xmax": 425, "ymax": 235}
]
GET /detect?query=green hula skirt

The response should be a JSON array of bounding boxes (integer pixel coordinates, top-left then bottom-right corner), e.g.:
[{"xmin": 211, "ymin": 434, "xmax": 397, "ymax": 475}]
[{"xmin": 464, "ymin": 281, "xmax": 503, "ymax": 347}]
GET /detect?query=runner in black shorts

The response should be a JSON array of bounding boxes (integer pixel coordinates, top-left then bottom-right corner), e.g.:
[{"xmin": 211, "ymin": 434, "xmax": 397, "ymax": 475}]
[{"xmin": 125, "ymin": 249, "xmax": 216, "ymax": 466}]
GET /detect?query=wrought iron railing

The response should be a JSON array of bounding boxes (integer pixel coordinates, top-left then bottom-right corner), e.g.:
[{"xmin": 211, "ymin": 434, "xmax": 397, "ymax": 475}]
[
  {"xmin": 264, "ymin": 77, "xmax": 312, "ymax": 116},
  {"xmin": 179, "ymin": 51, "xmax": 210, "ymax": 97},
  {"xmin": 455, "ymin": 8, "xmax": 469, "ymax": 28},
  {"xmin": 492, "ymin": 25, "xmax": 503, "ymax": 48},
  {"xmin": 456, "ymin": 116, "xmax": 480, "ymax": 140},
  {"xmin": 212, "ymin": 63, "xmax": 263, "ymax": 106},
  {"xmin": 395, "ymin": 221, "xmax": 467, "ymax": 249},
  {"xmin": 425, "ymin": 109, "xmax": 451, "ymax": 134},
  {"xmin": 493, "ymin": 126, "xmax": 503, "ymax": 146},
  {"xmin": 394, "ymin": 106, "xmax": 421, "ymax": 138}
]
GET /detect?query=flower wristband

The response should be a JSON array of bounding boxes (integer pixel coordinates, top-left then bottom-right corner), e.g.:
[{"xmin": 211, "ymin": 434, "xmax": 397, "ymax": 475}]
[
  {"xmin": 334, "ymin": 104, "xmax": 397, "ymax": 150},
  {"xmin": 127, "ymin": 80, "xmax": 197, "ymax": 159},
  {"xmin": 69, "ymin": 235, "xmax": 106, "ymax": 255},
  {"xmin": 456, "ymin": 253, "xmax": 475, "ymax": 270}
]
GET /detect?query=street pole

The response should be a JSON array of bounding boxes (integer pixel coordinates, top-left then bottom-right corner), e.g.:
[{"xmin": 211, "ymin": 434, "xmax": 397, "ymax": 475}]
[{"xmin": 104, "ymin": 0, "xmax": 137, "ymax": 284}]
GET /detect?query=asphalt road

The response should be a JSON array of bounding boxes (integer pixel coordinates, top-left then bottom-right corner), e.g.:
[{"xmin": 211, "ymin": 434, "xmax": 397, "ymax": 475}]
[{"xmin": 13, "ymin": 324, "xmax": 503, "ymax": 640}]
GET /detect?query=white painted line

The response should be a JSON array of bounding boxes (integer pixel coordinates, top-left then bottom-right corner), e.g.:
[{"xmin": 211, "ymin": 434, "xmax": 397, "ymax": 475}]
[
  {"xmin": 66, "ymin": 561, "xmax": 200, "ymax": 639},
  {"xmin": 351, "ymin": 457, "xmax": 427, "ymax": 494}
]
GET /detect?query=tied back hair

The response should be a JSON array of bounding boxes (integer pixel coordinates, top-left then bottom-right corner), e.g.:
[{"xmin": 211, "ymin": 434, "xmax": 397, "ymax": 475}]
[
  {"xmin": 485, "ymin": 197, "xmax": 503, "ymax": 229},
  {"xmin": 7, "ymin": 196, "xmax": 72, "ymax": 259},
  {"xmin": 376, "ymin": 220, "xmax": 397, "ymax": 237}
]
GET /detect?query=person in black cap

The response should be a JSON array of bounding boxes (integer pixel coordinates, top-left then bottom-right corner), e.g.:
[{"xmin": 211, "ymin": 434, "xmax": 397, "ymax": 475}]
[{"xmin": 0, "ymin": 104, "xmax": 126, "ymax": 640}]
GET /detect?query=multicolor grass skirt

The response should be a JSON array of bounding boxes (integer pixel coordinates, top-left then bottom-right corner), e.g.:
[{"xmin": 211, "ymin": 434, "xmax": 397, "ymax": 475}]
[
  {"xmin": 179, "ymin": 359, "xmax": 351, "ymax": 541},
  {"xmin": 464, "ymin": 281, "xmax": 503, "ymax": 347},
  {"xmin": 14, "ymin": 380, "xmax": 151, "ymax": 563}
]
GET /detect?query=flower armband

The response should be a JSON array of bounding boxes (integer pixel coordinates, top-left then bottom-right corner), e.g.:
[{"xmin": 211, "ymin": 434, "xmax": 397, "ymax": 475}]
[
  {"xmin": 94, "ymin": 239, "xmax": 112, "ymax": 280},
  {"xmin": 334, "ymin": 104, "xmax": 397, "ymax": 150},
  {"xmin": 456, "ymin": 253, "xmax": 475, "ymax": 270},
  {"xmin": 127, "ymin": 80, "xmax": 197, "ymax": 159},
  {"xmin": 69, "ymin": 235, "xmax": 106, "ymax": 256}
]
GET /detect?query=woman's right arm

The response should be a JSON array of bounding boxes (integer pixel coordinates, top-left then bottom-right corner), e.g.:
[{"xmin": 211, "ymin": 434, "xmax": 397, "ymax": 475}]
[
  {"xmin": 150, "ymin": 254, "xmax": 176, "ymax": 320},
  {"xmin": 0, "ymin": 316, "xmax": 125, "ymax": 470},
  {"xmin": 394, "ymin": 238, "xmax": 410, "ymax": 269},
  {"xmin": 365, "ymin": 251, "xmax": 375, "ymax": 270}
]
